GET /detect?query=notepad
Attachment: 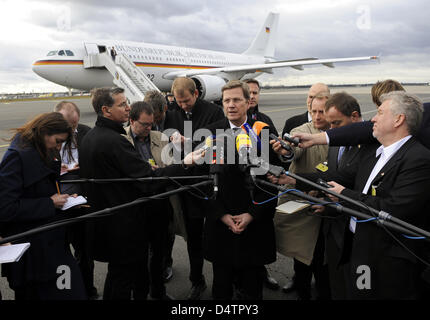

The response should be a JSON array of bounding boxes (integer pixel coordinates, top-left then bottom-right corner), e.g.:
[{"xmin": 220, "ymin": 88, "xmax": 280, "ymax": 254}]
[
  {"xmin": 0, "ymin": 243, "xmax": 30, "ymax": 264},
  {"xmin": 60, "ymin": 162, "xmax": 79, "ymax": 175},
  {"xmin": 61, "ymin": 196, "xmax": 87, "ymax": 211},
  {"xmin": 66, "ymin": 162, "xmax": 79, "ymax": 170},
  {"xmin": 276, "ymin": 201, "xmax": 310, "ymax": 214}
]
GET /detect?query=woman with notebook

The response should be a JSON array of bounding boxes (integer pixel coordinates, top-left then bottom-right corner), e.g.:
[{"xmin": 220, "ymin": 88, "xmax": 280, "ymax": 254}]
[{"xmin": 0, "ymin": 112, "xmax": 86, "ymax": 300}]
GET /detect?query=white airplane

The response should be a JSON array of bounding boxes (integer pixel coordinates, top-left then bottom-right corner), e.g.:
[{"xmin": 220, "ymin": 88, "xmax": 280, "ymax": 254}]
[{"xmin": 32, "ymin": 12, "xmax": 378, "ymax": 101}]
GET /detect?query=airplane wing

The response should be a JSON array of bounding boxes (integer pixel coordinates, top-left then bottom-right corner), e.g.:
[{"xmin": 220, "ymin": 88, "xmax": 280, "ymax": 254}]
[{"xmin": 162, "ymin": 55, "xmax": 379, "ymax": 80}]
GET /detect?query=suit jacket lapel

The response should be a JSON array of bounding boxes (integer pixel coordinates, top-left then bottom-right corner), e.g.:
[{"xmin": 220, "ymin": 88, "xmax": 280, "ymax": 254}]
[
  {"xmin": 338, "ymin": 145, "xmax": 360, "ymax": 169},
  {"xmin": 328, "ymin": 146, "xmax": 340, "ymax": 172},
  {"xmin": 355, "ymin": 145, "xmax": 380, "ymax": 191},
  {"xmin": 370, "ymin": 137, "xmax": 416, "ymax": 187},
  {"xmin": 150, "ymin": 131, "xmax": 164, "ymax": 167}
]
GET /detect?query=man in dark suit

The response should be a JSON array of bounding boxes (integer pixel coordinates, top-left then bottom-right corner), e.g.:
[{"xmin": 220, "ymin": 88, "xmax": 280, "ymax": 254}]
[
  {"xmin": 276, "ymin": 91, "xmax": 430, "ymax": 299},
  {"xmin": 243, "ymin": 78, "xmax": 280, "ymax": 290},
  {"xmin": 312, "ymin": 92, "xmax": 362, "ymax": 299},
  {"xmin": 164, "ymin": 77, "xmax": 225, "ymax": 300},
  {"xmin": 203, "ymin": 80, "xmax": 281, "ymax": 300},
  {"xmin": 244, "ymin": 79, "xmax": 278, "ymax": 135},
  {"xmin": 54, "ymin": 101, "xmax": 96, "ymax": 299}
]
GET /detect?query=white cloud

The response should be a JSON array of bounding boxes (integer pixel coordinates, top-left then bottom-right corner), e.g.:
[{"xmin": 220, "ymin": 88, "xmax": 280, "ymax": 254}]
[{"xmin": 0, "ymin": 0, "xmax": 429, "ymax": 93}]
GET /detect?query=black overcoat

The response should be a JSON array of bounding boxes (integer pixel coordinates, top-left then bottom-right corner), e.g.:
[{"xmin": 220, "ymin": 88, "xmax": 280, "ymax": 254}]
[
  {"xmin": 0, "ymin": 136, "xmax": 82, "ymax": 290},
  {"xmin": 79, "ymin": 116, "xmax": 186, "ymax": 263}
]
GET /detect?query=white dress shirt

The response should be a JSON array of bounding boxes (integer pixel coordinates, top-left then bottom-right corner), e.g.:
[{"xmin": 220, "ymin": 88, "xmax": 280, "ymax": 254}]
[
  {"xmin": 349, "ymin": 135, "xmax": 412, "ymax": 233},
  {"xmin": 60, "ymin": 129, "xmax": 78, "ymax": 168},
  {"xmin": 229, "ymin": 117, "xmax": 248, "ymax": 131}
]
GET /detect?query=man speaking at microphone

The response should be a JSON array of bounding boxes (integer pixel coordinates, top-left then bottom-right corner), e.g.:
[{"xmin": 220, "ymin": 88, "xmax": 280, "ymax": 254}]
[{"xmin": 203, "ymin": 80, "xmax": 283, "ymax": 300}]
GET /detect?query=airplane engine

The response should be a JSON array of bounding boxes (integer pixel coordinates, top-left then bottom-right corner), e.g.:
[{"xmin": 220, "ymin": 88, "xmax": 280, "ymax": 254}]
[{"xmin": 191, "ymin": 75, "xmax": 227, "ymax": 102}]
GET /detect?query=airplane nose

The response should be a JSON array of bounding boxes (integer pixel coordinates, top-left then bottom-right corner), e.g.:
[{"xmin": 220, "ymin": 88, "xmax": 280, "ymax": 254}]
[
  {"xmin": 32, "ymin": 59, "xmax": 44, "ymax": 76},
  {"xmin": 32, "ymin": 58, "xmax": 53, "ymax": 81}
]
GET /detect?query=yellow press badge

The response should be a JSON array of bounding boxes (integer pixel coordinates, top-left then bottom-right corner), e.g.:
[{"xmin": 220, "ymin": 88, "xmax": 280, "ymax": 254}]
[
  {"xmin": 371, "ymin": 185, "xmax": 377, "ymax": 196},
  {"xmin": 316, "ymin": 162, "xmax": 328, "ymax": 172},
  {"xmin": 148, "ymin": 158, "xmax": 156, "ymax": 167}
]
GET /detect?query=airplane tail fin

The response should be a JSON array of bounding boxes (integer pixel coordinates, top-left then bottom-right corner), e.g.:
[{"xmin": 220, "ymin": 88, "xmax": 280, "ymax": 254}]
[{"xmin": 243, "ymin": 12, "xmax": 279, "ymax": 58}]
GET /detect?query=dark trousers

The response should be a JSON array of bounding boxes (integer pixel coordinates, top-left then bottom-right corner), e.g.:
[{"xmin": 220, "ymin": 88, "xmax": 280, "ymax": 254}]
[
  {"xmin": 162, "ymin": 200, "xmax": 176, "ymax": 270},
  {"xmin": 325, "ymin": 233, "xmax": 351, "ymax": 300},
  {"xmin": 103, "ymin": 260, "xmax": 149, "ymax": 300},
  {"xmin": 184, "ymin": 216, "xmax": 205, "ymax": 284},
  {"xmin": 14, "ymin": 281, "xmax": 86, "ymax": 300},
  {"xmin": 212, "ymin": 263, "xmax": 265, "ymax": 300},
  {"xmin": 147, "ymin": 201, "xmax": 170, "ymax": 298},
  {"xmin": 13, "ymin": 261, "xmax": 87, "ymax": 300},
  {"xmin": 74, "ymin": 245, "xmax": 95, "ymax": 296},
  {"xmin": 164, "ymin": 218, "xmax": 175, "ymax": 269},
  {"xmin": 294, "ymin": 224, "xmax": 331, "ymax": 300},
  {"xmin": 66, "ymin": 209, "xmax": 96, "ymax": 297}
]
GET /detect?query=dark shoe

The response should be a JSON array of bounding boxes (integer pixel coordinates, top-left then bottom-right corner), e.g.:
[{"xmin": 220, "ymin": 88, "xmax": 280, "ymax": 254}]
[
  {"xmin": 187, "ymin": 278, "xmax": 207, "ymax": 300},
  {"xmin": 235, "ymin": 288, "xmax": 245, "ymax": 300},
  {"xmin": 88, "ymin": 287, "xmax": 100, "ymax": 300},
  {"xmin": 264, "ymin": 272, "xmax": 280, "ymax": 290},
  {"xmin": 163, "ymin": 266, "xmax": 173, "ymax": 283},
  {"xmin": 282, "ymin": 278, "xmax": 297, "ymax": 294}
]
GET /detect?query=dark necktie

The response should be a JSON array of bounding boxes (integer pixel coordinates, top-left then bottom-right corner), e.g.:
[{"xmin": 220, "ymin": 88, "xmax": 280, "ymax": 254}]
[
  {"xmin": 185, "ymin": 112, "xmax": 192, "ymax": 120},
  {"xmin": 338, "ymin": 146, "xmax": 350, "ymax": 166}
]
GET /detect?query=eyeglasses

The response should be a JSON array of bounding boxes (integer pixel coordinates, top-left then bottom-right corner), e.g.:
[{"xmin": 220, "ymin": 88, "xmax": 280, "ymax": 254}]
[{"xmin": 137, "ymin": 121, "xmax": 153, "ymax": 128}]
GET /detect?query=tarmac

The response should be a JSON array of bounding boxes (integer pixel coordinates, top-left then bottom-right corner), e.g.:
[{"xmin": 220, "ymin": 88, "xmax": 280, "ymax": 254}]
[{"xmin": 1, "ymin": 85, "xmax": 429, "ymax": 301}]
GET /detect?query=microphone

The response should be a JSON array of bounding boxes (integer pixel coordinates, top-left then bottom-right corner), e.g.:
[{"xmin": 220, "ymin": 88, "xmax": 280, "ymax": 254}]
[
  {"xmin": 199, "ymin": 135, "xmax": 215, "ymax": 152},
  {"xmin": 235, "ymin": 133, "xmax": 257, "ymax": 198},
  {"xmin": 206, "ymin": 135, "xmax": 224, "ymax": 198},
  {"xmin": 269, "ymin": 133, "xmax": 294, "ymax": 162},
  {"xmin": 283, "ymin": 132, "xmax": 300, "ymax": 146},
  {"xmin": 235, "ymin": 133, "xmax": 253, "ymax": 163},
  {"xmin": 270, "ymin": 133, "xmax": 292, "ymax": 152},
  {"xmin": 252, "ymin": 121, "xmax": 269, "ymax": 136}
]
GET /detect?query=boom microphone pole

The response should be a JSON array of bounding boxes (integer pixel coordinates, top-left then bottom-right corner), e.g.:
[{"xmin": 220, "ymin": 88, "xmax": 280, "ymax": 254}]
[
  {"xmin": 254, "ymin": 178, "xmax": 430, "ymax": 240},
  {"xmin": 60, "ymin": 175, "xmax": 212, "ymax": 184},
  {"xmin": 0, "ymin": 180, "xmax": 212, "ymax": 246},
  {"xmin": 283, "ymin": 170, "xmax": 430, "ymax": 239}
]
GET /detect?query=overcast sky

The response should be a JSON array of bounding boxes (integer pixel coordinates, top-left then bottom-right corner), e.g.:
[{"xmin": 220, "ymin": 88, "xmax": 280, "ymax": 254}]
[{"xmin": 0, "ymin": 0, "xmax": 429, "ymax": 93}]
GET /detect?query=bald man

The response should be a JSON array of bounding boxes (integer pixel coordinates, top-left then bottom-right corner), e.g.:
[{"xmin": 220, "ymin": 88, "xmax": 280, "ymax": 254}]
[{"xmin": 281, "ymin": 83, "xmax": 330, "ymax": 137}]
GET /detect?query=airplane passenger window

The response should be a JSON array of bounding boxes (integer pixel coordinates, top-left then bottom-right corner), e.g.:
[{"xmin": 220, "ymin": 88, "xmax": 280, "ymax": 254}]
[
  {"xmin": 65, "ymin": 50, "xmax": 74, "ymax": 56},
  {"xmin": 47, "ymin": 51, "xmax": 57, "ymax": 56},
  {"xmin": 58, "ymin": 50, "xmax": 65, "ymax": 56}
]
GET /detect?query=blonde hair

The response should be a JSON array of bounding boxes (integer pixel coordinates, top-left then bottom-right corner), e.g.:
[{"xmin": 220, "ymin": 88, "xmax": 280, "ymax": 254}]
[
  {"xmin": 221, "ymin": 80, "xmax": 250, "ymax": 100},
  {"xmin": 171, "ymin": 77, "xmax": 196, "ymax": 96},
  {"xmin": 371, "ymin": 80, "xmax": 405, "ymax": 107}
]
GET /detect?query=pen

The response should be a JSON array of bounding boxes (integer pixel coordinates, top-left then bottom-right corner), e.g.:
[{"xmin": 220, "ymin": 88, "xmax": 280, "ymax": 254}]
[{"xmin": 56, "ymin": 181, "xmax": 61, "ymax": 195}]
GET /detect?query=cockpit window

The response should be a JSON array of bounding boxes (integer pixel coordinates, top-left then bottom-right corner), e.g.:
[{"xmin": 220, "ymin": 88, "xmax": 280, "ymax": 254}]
[
  {"xmin": 47, "ymin": 51, "xmax": 57, "ymax": 56},
  {"xmin": 65, "ymin": 50, "xmax": 74, "ymax": 56},
  {"xmin": 58, "ymin": 50, "xmax": 65, "ymax": 56}
]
